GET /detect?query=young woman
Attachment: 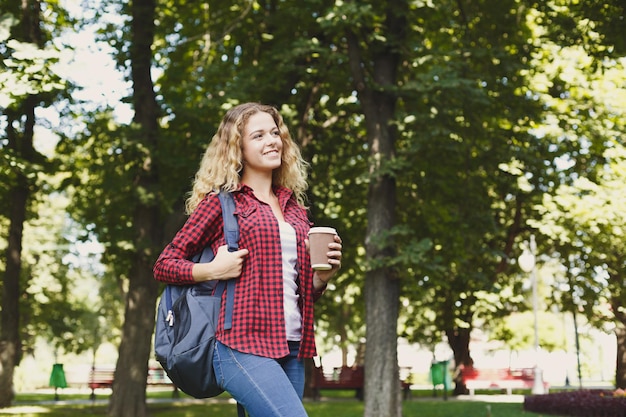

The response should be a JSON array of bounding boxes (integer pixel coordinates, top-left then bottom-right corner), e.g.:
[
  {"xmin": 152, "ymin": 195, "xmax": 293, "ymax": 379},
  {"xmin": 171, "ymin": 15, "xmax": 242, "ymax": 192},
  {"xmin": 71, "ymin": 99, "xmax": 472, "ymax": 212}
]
[{"xmin": 153, "ymin": 102, "xmax": 342, "ymax": 417}]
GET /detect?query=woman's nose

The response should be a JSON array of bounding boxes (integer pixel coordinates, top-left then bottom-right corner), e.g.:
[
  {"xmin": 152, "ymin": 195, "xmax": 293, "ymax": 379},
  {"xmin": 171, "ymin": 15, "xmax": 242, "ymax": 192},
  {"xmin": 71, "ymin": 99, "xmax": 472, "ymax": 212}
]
[{"xmin": 266, "ymin": 133, "xmax": 280, "ymax": 143}]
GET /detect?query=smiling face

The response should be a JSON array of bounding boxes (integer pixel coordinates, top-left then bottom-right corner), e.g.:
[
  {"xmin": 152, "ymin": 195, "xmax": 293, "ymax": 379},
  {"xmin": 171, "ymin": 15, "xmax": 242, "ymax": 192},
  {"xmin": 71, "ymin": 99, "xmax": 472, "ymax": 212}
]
[{"xmin": 241, "ymin": 111, "xmax": 283, "ymax": 177}]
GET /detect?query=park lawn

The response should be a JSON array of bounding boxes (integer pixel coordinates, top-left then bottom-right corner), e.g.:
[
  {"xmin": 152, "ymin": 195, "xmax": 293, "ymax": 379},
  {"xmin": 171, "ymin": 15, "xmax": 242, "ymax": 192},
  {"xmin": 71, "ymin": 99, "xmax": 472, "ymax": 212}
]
[
  {"xmin": 3, "ymin": 391, "xmax": 561, "ymax": 417},
  {"xmin": 0, "ymin": 401, "xmax": 535, "ymax": 417}
]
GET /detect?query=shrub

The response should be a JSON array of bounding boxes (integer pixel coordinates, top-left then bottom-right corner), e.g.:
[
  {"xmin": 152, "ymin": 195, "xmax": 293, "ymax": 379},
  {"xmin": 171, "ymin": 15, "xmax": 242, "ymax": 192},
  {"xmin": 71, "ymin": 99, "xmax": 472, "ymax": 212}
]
[{"xmin": 524, "ymin": 389, "xmax": 626, "ymax": 417}]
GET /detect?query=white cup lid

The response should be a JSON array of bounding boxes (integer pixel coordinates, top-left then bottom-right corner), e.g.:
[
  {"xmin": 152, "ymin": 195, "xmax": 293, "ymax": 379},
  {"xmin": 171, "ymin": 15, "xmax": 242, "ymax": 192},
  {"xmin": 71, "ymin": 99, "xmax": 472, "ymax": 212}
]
[{"xmin": 308, "ymin": 227, "xmax": 336, "ymax": 235}]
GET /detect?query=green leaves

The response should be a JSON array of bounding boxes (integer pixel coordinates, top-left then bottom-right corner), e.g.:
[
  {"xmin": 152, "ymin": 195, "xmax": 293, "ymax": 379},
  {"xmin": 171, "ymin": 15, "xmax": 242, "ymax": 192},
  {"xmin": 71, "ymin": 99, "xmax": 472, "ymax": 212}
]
[{"xmin": 0, "ymin": 14, "xmax": 66, "ymax": 108}]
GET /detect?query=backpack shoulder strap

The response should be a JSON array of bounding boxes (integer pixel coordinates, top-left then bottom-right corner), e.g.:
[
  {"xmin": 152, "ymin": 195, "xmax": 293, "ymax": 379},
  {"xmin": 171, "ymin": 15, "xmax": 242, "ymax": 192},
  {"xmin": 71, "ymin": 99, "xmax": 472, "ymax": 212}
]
[
  {"xmin": 216, "ymin": 191, "xmax": 238, "ymax": 330},
  {"xmin": 218, "ymin": 191, "xmax": 239, "ymax": 252},
  {"xmin": 218, "ymin": 193, "xmax": 246, "ymax": 415}
]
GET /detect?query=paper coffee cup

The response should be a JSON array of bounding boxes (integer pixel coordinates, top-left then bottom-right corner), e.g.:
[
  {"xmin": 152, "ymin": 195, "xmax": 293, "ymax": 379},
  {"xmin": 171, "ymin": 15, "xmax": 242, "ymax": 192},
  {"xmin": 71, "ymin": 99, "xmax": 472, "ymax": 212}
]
[{"xmin": 308, "ymin": 227, "xmax": 337, "ymax": 271}]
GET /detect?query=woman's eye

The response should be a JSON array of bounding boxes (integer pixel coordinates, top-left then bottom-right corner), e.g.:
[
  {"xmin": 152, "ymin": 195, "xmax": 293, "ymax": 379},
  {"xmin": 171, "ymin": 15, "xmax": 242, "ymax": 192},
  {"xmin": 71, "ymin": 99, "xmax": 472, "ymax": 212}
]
[{"xmin": 250, "ymin": 130, "xmax": 279, "ymax": 140}]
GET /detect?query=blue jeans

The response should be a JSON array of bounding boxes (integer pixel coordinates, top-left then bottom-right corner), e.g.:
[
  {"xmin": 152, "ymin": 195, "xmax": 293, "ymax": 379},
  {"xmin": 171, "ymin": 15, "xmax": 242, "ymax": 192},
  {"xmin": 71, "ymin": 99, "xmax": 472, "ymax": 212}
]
[{"xmin": 213, "ymin": 341, "xmax": 307, "ymax": 417}]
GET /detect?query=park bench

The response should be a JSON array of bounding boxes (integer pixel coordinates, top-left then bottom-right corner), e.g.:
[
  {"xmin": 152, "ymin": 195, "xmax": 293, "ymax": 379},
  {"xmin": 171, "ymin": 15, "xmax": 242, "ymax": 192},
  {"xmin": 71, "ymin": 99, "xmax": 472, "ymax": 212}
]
[
  {"xmin": 312, "ymin": 365, "xmax": 411, "ymax": 401},
  {"xmin": 459, "ymin": 366, "xmax": 549, "ymax": 396},
  {"xmin": 88, "ymin": 365, "xmax": 177, "ymax": 400},
  {"xmin": 87, "ymin": 366, "xmax": 115, "ymax": 399}
]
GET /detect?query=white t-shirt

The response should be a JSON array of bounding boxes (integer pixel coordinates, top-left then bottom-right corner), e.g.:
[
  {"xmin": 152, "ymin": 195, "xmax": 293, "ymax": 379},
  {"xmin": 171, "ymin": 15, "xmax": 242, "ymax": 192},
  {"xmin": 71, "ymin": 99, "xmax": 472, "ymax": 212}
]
[{"xmin": 279, "ymin": 221, "xmax": 302, "ymax": 341}]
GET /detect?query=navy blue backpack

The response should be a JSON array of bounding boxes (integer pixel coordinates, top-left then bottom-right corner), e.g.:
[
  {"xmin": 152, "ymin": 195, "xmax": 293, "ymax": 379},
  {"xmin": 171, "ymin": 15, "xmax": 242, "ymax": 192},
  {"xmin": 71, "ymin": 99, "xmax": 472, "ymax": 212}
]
[{"xmin": 154, "ymin": 191, "xmax": 239, "ymax": 399}]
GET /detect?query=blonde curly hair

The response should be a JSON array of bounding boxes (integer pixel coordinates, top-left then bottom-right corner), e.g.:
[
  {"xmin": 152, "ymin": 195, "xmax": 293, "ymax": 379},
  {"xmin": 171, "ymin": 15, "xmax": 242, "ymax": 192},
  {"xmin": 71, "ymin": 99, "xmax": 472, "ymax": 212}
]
[{"xmin": 185, "ymin": 102, "xmax": 309, "ymax": 214}]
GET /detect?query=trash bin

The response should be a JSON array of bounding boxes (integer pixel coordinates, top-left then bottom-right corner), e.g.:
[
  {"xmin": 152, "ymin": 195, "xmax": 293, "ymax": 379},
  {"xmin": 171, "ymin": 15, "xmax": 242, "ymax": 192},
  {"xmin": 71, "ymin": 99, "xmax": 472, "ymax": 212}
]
[
  {"xmin": 430, "ymin": 360, "xmax": 450, "ymax": 399},
  {"xmin": 49, "ymin": 363, "xmax": 67, "ymax": 400}
]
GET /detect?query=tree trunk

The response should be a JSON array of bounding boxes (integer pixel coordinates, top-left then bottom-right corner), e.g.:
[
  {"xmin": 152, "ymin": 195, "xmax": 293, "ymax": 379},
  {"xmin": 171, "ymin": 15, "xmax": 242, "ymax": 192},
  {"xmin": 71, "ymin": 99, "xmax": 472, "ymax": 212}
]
[
  {"xmin": 0, "ymin": 0, "xmax": 42, "ymax": 407},
  {"xmin": 303, "ymin": 358, "xmax": 316, "ymax": 399},
  {"xmin": 361, "ymin": 88, "xmax": 400, "ymax": 417},
  {"xmin": 364, "ymin": 268, "xmax": 400, "ymax": 416},
  {"xmin": 0, "ymin": 124, "xmax": 28, "ymax": 406},
  {"xmin": 615, "ymin": 324, "xmax": 626, "ymax": 389},
  {"xmin": 345, "ymin": 4, "xmax": 404, "ymax": 414},
  {"xmin": 107, "ymin": 0, "xmax": 161, "ymax": 415},
  {"xmin": 362, "ymin": 143, "xmax": 399, "ymax": 416},
  {"xmin": 108, "ymin": 264, "xmax": 160, "ymax": 417},
  {"xmin": 446, "ymin": 327, "xmax": 473, "ymax": 395},
  {"xmin": 613, "ymin": 296, "xmax": 626, "ymax": 389}
]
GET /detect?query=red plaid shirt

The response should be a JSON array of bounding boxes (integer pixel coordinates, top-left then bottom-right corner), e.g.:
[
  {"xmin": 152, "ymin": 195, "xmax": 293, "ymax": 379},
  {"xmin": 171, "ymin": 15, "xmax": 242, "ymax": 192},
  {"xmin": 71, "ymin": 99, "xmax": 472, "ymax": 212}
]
[{"xmin": 153, "ymin": 185, "xmax": 322, "ymax": 359}]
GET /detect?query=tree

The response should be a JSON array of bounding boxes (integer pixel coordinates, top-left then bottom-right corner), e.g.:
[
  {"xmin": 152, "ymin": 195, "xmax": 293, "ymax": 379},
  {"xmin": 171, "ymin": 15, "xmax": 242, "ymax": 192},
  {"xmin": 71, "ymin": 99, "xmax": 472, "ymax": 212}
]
[
  {"xmin": 104, "ymin": 0, "xmax": 162, "ymax": 415},
  {"xmin": 0, "ymin": 0, "xmax": 67, "ymax": 406},
  {"xmin": 53, "ymin": 0, "xmax": 162, "ymax": 413},
  {"xmin": 379, "ymin": 0, "xmax": 547, "ymax": 396},
  {"xmin": 526, "ymin": 20, "xmax": 626, "ymax": 387},
  {"xmin": 341, "ymin": 3, "xmax": 407, "ymax": 415},
  {"xmin": 536, "ymin": 144, "xmax": 626, "ymax": 388}
]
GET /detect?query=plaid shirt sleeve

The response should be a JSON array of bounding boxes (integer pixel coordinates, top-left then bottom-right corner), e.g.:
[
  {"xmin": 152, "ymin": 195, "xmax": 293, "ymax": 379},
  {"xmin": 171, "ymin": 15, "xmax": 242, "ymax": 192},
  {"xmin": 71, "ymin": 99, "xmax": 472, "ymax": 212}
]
[{"xmin": 153, "ymin": 194, "xmax": 224, "ymax": 284}]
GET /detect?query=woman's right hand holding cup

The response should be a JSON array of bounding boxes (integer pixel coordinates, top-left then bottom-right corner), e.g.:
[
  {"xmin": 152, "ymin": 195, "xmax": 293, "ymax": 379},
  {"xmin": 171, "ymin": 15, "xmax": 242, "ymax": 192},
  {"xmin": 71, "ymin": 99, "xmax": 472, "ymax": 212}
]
[{"xmin": 308, "ymin": 227, "xmax": 342, "ymax": 290}]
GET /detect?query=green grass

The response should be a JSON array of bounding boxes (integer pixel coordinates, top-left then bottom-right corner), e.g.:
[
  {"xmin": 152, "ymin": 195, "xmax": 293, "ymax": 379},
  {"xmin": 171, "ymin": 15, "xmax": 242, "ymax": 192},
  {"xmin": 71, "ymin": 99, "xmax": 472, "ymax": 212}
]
[
  {"xmin": 3, "ymin": 390, "xmax": 560, "ymax": 417},
  {"xmin": 1, "ymin": 400, "xmax": 532, "ymax": 417}
]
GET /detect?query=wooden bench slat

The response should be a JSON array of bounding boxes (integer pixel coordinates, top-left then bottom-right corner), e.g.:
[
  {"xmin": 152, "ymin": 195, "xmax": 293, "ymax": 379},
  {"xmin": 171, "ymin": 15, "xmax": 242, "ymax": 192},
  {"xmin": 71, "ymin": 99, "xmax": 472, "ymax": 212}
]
[
  {"xmin": 88, "ymin": 366, "xmax": 176, "ymax": 400},
  {"xmin": 312, "ymin": 365, "xmax": 411, "ymax": 401},
  {"xmin": 460, "ymin": 366, "xmax": 549, "ymax": 395}
]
